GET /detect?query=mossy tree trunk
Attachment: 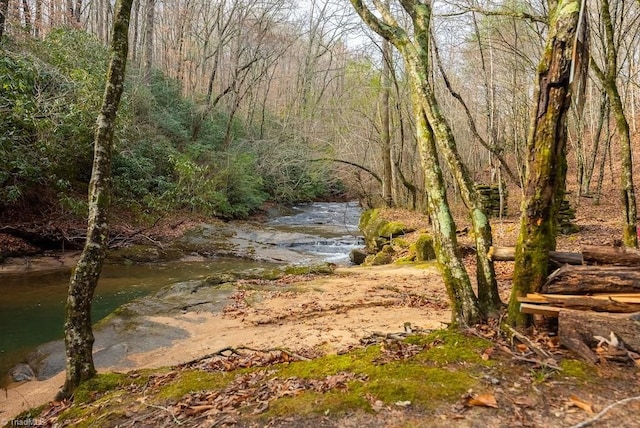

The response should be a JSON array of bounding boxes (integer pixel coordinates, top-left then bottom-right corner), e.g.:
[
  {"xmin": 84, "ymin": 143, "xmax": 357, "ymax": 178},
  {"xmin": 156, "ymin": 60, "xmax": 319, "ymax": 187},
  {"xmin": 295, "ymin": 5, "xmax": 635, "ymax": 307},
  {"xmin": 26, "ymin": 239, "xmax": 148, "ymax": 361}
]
[
  {"xmin": 350, "ymin": 0, "xmax": 501, "ymax": 317},
  {"xmin": 57, "ymin": 0, "xmax": 133, "ymax": 400},
  {"xmin": 509, "ymin": 0, "xmax": 582, "ymax": 326},
  {"xmin": 591, "ymin": 0, "xmax": 638, "ymax": 248},
  {"xmin": 412, "ymin": 95, "xmax": 482, "ymax": 326},
  {"xmin": 350, "ymin": 0, "xmax": 483, "ymax": 326}
]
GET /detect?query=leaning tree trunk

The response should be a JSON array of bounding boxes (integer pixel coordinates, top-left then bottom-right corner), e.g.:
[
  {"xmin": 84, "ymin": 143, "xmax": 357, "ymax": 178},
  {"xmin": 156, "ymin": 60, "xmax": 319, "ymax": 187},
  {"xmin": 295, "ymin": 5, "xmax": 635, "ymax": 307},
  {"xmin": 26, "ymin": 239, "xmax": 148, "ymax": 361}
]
[
  {"xmin": 57, "ymin": 0, "xmax": 133, "ymax": 400},
  {"xmin": 380, "ymin": 36, "xmax": 394, "ymax": 207},
  {"xmin": 413, "ymin": 96, "xmax": 482, "ymax": 327},
  {"xmin": 403, "ymin": 2, "xmax": 501, "ymax": 314},
  {"xmin": 509, "ymin": 0, "xmax": 583, "ymax": 326},
  {"xmin": 350, "ymin": 0, "xmax": 482, "ymax": 326}
]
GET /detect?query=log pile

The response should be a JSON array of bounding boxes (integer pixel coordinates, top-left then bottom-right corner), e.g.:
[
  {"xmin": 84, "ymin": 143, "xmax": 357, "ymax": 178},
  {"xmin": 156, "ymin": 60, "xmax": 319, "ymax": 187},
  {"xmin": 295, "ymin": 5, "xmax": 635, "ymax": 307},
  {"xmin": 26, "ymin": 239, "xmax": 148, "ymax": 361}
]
[
  {"xmin": 475, "ymin": 183, "xmax": 507, "ymax": 218},
  {"xmin": 504, "ymin": 244, "xmax": 640, "ymax": 363}
]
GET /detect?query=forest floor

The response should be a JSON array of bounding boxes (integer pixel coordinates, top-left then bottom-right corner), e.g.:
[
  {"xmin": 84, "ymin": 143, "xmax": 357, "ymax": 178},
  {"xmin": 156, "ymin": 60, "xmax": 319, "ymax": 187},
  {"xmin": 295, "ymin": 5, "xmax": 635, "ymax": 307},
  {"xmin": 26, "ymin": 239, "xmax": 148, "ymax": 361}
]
[{"xmin": 2, "ymin": 196, "xmax": 640, "ymax": 427}]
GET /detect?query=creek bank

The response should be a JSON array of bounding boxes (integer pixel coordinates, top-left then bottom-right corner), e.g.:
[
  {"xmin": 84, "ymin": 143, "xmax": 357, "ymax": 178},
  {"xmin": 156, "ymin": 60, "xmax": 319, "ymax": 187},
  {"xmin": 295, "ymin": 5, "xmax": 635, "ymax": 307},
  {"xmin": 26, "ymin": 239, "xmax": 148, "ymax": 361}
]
[
  {"xmin": 2, "ymin": 264, "xmax": 451, "ymax": 420},
  {"xmin": 1, "ymin": 202, "xmax": 364, "ymax": 383}
]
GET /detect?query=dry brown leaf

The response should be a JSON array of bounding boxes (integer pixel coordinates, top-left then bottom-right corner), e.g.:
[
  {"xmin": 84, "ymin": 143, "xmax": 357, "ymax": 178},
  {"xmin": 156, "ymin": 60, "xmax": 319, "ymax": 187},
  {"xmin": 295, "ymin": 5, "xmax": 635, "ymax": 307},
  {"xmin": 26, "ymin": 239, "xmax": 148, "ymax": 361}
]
[
  {"xmin": 516, "ymin": 344, "xmax": 529, "ymax": 353},
  {"xmin": 569, "ymin": 395, "xmax": 594, "ymax": 414},
  {"xmin": 468, "ymin": 393, "xmax": 498, "ymax": 408},
  {"xmin": 482, "ymin": 347, "xmax": 495, "ymax": 361}
]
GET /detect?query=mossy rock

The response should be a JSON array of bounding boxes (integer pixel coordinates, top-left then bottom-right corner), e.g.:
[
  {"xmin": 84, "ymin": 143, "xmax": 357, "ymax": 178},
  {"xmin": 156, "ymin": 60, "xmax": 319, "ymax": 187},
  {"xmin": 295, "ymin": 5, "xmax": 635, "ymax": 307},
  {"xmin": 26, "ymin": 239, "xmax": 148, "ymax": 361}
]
[
  {"xmin": 349, "ymin": 248, "xmax": 368, "ymax": 265},
  {"xmin": 359, "ymin": 209, "xmax": 414, "ymax": 252},
  {"xmin": 413, "ymin": 234, "xmax": 436, "ymax": 262},
  {"xmin": 391, "ymin": 237, "xmax": 410, "ymax": 248},
  {"xmin": 365, "ymin": 244, "xmax": 394, "ymax": 266}
]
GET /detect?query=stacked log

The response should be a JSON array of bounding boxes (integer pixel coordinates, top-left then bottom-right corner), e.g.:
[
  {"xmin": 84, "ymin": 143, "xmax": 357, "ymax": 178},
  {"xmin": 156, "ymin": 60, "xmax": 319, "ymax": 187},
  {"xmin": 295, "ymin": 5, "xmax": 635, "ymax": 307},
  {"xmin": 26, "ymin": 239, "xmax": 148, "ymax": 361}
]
[
  {"xmin": 510, "ymin": 244, "xmax": 640, "ymax": 363},
  {"xmin": 475, "ymin": 183, "xmax": 507, "ymax": 218}
]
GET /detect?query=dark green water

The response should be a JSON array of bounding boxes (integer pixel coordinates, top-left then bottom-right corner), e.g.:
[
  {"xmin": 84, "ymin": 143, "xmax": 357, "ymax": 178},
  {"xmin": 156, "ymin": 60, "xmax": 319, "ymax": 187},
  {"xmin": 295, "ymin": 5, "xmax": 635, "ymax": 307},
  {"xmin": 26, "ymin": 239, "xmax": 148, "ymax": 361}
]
[{"xmin": 0, "ymin": 258, "xmax": 273, "ymax": 379}]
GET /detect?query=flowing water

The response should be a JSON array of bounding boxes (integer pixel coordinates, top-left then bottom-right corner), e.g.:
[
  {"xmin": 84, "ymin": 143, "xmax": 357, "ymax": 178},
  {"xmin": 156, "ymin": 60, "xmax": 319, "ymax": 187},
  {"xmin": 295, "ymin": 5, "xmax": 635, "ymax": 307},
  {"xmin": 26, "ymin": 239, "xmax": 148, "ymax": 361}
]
[{"xmin": 0, "ymin": 202, "xmax": 363, "ymax": 380}]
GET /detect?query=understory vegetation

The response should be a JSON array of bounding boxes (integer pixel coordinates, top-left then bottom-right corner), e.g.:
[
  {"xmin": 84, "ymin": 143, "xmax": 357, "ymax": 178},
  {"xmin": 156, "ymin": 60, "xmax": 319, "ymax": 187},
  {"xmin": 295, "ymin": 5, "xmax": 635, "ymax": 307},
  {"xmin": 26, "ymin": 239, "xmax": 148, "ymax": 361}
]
[{"xmin": 0, "ymin": 30, "xmax": 344, "ymax": 221}]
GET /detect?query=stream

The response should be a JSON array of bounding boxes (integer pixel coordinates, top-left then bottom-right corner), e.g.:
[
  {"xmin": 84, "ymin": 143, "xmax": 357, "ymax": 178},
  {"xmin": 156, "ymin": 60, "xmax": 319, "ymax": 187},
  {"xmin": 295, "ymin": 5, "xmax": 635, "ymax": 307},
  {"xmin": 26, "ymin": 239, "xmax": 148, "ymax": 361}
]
[{"xmin": 0, "ymin": 201, "xmax": 363, "ymax": 381}]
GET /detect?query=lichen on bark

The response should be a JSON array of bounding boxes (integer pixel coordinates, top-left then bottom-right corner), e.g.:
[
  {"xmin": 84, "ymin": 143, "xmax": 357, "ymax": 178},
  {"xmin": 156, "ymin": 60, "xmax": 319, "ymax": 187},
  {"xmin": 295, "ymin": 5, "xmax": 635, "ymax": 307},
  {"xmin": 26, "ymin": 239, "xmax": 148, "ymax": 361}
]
[
  {"xmin": 509, "ymin": 0, "xmax": 582, "ymax": 326},
  {"xmin": 57, "ymin": 0, "xmax": 134, "ymax": 400}
]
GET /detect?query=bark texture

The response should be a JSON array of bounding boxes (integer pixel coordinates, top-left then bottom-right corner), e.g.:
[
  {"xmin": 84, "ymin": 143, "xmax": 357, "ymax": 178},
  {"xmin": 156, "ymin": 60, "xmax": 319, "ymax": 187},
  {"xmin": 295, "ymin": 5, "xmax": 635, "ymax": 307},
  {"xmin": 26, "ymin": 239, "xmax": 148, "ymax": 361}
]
[
  {"xmin": 509, "ymin": 0, "xmax": 582, "ymax": 326},
  {"xmin": 58, "ymin": 0, "xmax": 133, "ymax": 400},
  {"xmin": 350, "ymin": 0, "xmax": 483, "ymax": 326}
]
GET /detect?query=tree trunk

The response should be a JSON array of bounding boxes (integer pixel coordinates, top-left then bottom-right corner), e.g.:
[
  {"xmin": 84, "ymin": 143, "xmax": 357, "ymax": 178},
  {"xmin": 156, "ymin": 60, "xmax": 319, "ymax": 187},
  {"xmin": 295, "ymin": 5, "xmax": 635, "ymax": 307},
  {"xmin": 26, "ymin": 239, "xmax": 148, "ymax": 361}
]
[
  {"xmin": 407, "ymin": 13, "xmax": 501, "ymax": 313},
  {"xmin": 143, "ymin": 0, "xmax": 154, "ymax": 84},
  {"xmin": 509, "ymin": 0, "xmax": 583, "ymax": 326},
  {"xmin": 57, "ymin": 0, "xmax": 132, "ymax": 400},
  {"xmin": 413, "ymin": 96, "xmax": 481, "ymax": 327},
  {"xmin": 591, "ymin": 0, "xmax": 638, "ymax": 247},
  {"xmin": 582, "ymin": 92, "xmax": 606, "ymax": 195},
  {"xmin": 0, "ymin": 0, "xmax": 8, "ymax": 41},
  {"xmin": 21, "ymin": 0, "xmax": 31, "ymax": 32},
  {"xmin": 350, "ymin": 0, "xmax": 483, "ymax": 326},
  {"xmin": 380, "ymin": 36, "xmax": 393, "ymax": 207},
  {"xmin": 130, "ymin": 0, "xmax": 139, "ymax": 65},
  {"xmin": 34, "ymin": 0, "xmax": 41, "ymax": 37}
]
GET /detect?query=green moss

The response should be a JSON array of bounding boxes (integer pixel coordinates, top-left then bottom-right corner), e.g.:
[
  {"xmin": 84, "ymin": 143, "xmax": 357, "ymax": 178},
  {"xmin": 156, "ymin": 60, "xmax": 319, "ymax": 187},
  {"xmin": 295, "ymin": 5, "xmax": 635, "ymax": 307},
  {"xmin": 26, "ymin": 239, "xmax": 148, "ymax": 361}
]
[
  {"xmin": 264, "ymin": 341, "xmax": 475, "ymax": 418},
  {"xmin": 359, "ymin": 209, "xmax": 413, "ymax": 252},
  {"xmin": 9, "ymin": 405, "xmax": 48, "ymax": 426},
  {"xmin": 364, "ymin": 245, "xmax": 395, "ymax": 266},
  {"xmin": 392, "ymin": 237, "xmax": 411, "ymax": 248},
  {"xmin": 379, "ymin": 221, "xmax": 412, "ymax": 238},
  {"xmin": 413, "ymin": 233, "xmax": 436, "ymax": 261},
  {"xmin": 74, "ymin": 373, "xmax": 130, "ymax": 404},
  {"xmin": 284, "ymin": 264, "xmax": 335, "ymax": 276},
  {"xmin": 408, "ymin": 330, "xmax": 491, "ymax": 366},
  {"xmin": 559, "ymin": 359, "xmax": 592, "ymax": 382},
  {"xmin": 394, "ymin": 255, "xmax": 416, "ymax": 264},
  {"xmin": 157, "ymin": 370, "xmax": 233, "ymax": 400}
]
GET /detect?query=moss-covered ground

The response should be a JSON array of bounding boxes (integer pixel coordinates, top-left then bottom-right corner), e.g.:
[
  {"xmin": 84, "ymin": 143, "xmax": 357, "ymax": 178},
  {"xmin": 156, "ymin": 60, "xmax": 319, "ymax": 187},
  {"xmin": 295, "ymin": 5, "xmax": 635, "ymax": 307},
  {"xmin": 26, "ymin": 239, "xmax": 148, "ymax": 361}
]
[{"xmin": 9, "ymin": 327, "xmax": 632, "ymax": 428}]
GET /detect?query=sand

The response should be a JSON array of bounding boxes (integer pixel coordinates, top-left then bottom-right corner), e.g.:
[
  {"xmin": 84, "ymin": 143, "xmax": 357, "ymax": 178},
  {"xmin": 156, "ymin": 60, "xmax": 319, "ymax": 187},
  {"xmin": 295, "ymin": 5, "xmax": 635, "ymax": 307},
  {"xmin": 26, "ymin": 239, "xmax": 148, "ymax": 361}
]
[{"xmin": 0, "ymin": 264, "xmax": 450, "ymax": 421}]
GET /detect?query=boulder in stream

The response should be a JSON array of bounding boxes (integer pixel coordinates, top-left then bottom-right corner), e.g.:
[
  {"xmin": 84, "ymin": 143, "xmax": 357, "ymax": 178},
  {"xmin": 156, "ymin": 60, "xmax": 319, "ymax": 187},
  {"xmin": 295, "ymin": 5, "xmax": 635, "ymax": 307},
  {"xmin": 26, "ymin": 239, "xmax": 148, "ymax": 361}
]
[{"xmin": 9, "ymin": 363, "xmax": 35, "ymax": 382}]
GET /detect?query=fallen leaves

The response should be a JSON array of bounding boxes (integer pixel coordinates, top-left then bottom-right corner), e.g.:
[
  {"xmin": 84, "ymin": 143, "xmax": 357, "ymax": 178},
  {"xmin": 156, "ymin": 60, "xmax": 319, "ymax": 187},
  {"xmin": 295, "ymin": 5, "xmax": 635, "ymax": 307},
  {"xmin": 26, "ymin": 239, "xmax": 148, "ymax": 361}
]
[
  {"xmin": 467, "ymin": 393, "xmax": 499, "ymax": 409},
  {"xmin": 375, "ymin": 339, "xmax": 424, "ymax": 364},
  {"xmin": 169, "ymin": 370, "xmax": 366, "ymax": 421}
]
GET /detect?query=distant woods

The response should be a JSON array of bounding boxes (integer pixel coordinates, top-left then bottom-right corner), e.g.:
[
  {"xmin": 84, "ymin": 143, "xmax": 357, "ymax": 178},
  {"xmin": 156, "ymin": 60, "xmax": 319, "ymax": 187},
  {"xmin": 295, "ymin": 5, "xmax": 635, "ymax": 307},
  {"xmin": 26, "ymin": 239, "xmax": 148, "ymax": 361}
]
[{"xmin": 1, "ymin": 0, "xmax": 640, "ymax": 222}]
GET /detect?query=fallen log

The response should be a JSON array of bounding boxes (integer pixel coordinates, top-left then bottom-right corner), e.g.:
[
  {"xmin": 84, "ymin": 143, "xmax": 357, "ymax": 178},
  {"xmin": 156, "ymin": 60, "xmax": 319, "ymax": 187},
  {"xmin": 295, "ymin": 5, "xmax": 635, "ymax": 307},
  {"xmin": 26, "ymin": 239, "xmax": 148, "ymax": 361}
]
[
  {"xmin": 541, "ymin": 265, "xmax": 640, "ymax": 294},
  {"xmin": 488, "ymin": 246, "xmax": 583, "ymax": 265},
  {"xmin": 582, "ymin": 245, "xmax": 640, "ymax": 266},
  {"xmin": 558, "ymin": 309, "xmax": 640, "ymax": 363}
]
